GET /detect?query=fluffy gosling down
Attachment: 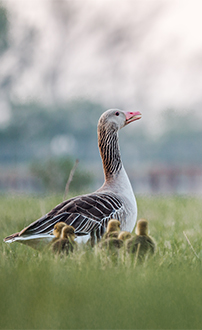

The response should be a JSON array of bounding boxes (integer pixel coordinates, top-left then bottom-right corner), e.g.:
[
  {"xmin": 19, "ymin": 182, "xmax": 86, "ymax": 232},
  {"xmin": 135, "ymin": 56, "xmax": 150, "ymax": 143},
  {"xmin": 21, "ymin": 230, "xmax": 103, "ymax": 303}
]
[
  {"xmin": 126, "ymin": 219, "xmax": 156, "ymax": 258},
  {"xmin": 99, "ymin": 219, "xmax": 123, "ymax": 249},
  {"xmin": 118, "ymin": 231, "xmax": 132, "ymax": 241},
  {"xmin": 102, "ymin": 219, "xmax": 121, "ymax": 239},
  {"xmin": 52, "ymin": 222, "xmax": 67, "ymax": 240},
  {"xmin": 52, "ymin": 224, "xmax": 77, "ymax": 254},
  {"xmin": 46, "ymin": 222, "xmax": 67, "ymax": 249}
]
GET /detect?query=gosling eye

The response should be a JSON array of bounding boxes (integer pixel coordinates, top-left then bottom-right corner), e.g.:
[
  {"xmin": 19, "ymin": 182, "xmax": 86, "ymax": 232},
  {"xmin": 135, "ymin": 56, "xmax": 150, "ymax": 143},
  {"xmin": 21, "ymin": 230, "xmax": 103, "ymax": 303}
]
[{"xmin": 115, "ymin": 111, "xmax": 119, "ymax": 116}]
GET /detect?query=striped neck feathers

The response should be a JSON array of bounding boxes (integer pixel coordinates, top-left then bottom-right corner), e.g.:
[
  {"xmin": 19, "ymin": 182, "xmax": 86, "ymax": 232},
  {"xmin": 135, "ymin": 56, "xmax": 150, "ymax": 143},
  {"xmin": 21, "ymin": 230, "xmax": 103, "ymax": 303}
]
[{"xmin": 98, "ymin": 122, "xmax": 122, "ymax": 179}]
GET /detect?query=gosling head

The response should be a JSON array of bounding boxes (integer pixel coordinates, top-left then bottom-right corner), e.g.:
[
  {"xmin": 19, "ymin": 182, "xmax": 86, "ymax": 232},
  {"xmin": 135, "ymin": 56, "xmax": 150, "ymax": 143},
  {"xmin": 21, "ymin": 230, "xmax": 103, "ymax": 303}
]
[
  {"xmin": 135, "ymin": 219, "xmax": 149, "ymax": 236},
  {"xmin": 107, "ymin": 219, "xmax": 121, "ymax": 233},
  {"xmin": 118, "ymin": 231, "xmax": 132, "ymax": 241},
  {"xmin": 53, "ymin": 222, "xmax": 67, "ymax": 238},
  {"xmin": 61, "ymin": 225, "xmax": 76, "ymax": 240}
]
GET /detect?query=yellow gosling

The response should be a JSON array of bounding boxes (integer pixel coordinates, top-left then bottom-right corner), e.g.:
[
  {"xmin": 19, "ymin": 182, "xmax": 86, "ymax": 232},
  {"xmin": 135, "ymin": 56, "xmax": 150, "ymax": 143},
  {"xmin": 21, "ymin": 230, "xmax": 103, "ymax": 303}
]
[
  {"xmin": 135, "ymin": 218, "xmax": 149, "ymax": 235},
  {"xmin": 46, "ymin": 222, "xmax": 67, "ymax": 249},
  {"xmin": 102, "ymin": 219, "xmax": 121, "ymax": 239},
  {"xmin": 52, "ymin": 225, "xmax": 77, "ymax": 254},
  {"xmin": 53, "ymin": 222, "xmax": 67, "ymax": 239},
  {"xmin": 127, "ymin": 219, "xmax": 156, "ymax": 258}
]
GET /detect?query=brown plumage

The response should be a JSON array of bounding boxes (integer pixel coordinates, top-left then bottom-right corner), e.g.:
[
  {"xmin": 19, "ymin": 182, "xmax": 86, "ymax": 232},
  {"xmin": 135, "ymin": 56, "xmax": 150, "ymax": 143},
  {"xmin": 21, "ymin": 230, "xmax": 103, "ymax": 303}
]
[
  {"xmin": 52, "ymin": 225, "xmax": 77, "ymax": 254},
  {"xmin": 102, "ymin": 219, "xmax": 121, "ymax": 239},
  {"xmin": 127, "ymin": 219, "xmax": 156, "ymax": 258}
]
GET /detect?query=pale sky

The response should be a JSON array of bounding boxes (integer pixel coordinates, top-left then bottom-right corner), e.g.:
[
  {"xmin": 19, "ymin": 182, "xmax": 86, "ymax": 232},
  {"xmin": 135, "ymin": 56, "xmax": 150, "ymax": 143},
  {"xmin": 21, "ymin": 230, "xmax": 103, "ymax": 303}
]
[{"xmin": 1, "ymin": 0, "xmax": 202, "ymax": 132}]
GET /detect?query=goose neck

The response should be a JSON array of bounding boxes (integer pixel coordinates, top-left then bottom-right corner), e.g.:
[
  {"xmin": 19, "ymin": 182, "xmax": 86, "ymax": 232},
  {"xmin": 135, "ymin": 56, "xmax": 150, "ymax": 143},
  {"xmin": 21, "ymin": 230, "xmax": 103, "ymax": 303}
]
[{"xmin": 98, "ymin": 125, "xmax": 122, "ymax": 180}]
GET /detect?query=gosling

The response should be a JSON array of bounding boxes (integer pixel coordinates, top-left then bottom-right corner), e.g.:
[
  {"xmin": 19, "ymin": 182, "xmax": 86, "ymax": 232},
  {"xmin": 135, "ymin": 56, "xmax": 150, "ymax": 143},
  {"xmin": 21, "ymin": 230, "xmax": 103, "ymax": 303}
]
[
  {"xmin": 126, "ymin": 219, "xmax": 156, "ymax": 258},
  {"xmin": 52, "ymin": 225, "xmax": 77, "ymax": 254},
  {"xmin": 102, "ymin": 219, "xmax": 121, "ymax": 239},
  {"xmin": 99, "ymin": 219, "xmax": 123, "ymax": 249},
  {"xmin": 52, "ymin": 222, "xmax": 67, "ymax": 241},
  {"xmin": 46, "ymin": 222, "xmax": 67, "ymax": 249},
  {"xmin": 99, "ymin": 237, "xmax": 124, "ymax": 249}
]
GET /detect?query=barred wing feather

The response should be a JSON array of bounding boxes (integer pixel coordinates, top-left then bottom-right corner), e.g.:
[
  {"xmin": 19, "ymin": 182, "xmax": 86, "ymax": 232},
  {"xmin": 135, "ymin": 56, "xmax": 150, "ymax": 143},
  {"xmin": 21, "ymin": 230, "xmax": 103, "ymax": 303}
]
[{"xmin": 16, "ymin": 193, "xmax": 124, "ymax": 238}]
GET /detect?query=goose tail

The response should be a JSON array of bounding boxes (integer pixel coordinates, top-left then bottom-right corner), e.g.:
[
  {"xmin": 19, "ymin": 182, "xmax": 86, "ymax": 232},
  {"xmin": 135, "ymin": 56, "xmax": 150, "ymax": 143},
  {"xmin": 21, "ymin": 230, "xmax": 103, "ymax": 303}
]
[
  {"xmin": 4, "ymin": 232, "xmax": 54, "ymax": 250},
  {"xmin": 4, "ymin": 232, "xmax": 20, "ymax": 243}
]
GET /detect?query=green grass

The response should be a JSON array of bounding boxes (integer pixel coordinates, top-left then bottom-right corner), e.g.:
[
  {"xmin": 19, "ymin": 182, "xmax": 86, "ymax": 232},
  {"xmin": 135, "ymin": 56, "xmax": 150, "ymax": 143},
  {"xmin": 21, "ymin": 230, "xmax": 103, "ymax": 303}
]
[{"xmin": 0, "ymin": 194, "xmax": 202, "ymax": 329}]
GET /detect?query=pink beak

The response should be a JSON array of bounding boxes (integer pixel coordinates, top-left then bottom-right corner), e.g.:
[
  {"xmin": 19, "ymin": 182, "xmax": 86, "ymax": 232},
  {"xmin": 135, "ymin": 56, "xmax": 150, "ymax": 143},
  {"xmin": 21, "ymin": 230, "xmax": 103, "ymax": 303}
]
[{"xmin": 124, "ymin": 111, "xmax": 142, "ymax": 125}]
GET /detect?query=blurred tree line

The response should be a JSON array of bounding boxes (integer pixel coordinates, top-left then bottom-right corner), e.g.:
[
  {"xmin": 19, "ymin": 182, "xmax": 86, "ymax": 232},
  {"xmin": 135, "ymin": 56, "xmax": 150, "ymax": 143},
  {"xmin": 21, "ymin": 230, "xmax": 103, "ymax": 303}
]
[
  {"xmin": 30, "ymin": 157, "xmax": 93, "ymax": 194},
  {"xmin": 0, "ymin": 99, "xmax": 104, "ymax": 193},
  {"xmin": 120, "ymin": 108, "xmax": 202, "ymax": 166},
  {"xmin": 0, "ymin": 100, "xmax": 103, "ymax": 163},
  {"xmin": 0, "ymin": 100, "xmax": 201, "ymax": 167}
]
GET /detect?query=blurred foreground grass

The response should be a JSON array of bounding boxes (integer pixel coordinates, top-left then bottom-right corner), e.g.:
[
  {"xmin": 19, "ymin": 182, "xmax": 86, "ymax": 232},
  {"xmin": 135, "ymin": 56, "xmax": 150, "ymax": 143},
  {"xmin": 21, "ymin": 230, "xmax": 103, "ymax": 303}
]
[{"xmin": 0, "ymin": 194, "xmax": 202, "ymax": 329}]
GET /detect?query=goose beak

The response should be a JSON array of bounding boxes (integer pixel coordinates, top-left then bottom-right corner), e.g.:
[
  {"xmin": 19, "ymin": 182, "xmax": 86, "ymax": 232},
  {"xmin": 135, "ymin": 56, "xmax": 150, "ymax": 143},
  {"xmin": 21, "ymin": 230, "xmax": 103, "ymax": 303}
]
[{"xmin": 124, "ymin": 111, "xmax": 142, "ymax": 125}]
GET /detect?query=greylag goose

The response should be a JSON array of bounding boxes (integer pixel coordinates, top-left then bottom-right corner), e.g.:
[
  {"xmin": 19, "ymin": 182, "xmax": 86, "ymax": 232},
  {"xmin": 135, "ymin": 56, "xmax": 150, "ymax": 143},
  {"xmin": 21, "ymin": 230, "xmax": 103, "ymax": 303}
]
[
  {"xmin": 102, "ymin": 219, "xmax": 121, "ymax": 239},
  {"xmin": 126, "ymin": 219, "xmax": 156, "ymax": 258},
  {"xmin": 4, "ymin": 109, "xmax": 141, "ymax": 248},
  {"xmin": 52, "ymin": 225, "xmax": 77, "ymax": 254}
]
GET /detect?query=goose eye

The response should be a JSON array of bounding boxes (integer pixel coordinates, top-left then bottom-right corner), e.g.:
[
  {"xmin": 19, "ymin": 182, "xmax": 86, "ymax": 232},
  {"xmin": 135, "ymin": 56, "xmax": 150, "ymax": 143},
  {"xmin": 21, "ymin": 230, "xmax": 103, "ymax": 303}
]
[{"xmin": 115, "ymin": 111, "xmax": 119, "ymax": 116}]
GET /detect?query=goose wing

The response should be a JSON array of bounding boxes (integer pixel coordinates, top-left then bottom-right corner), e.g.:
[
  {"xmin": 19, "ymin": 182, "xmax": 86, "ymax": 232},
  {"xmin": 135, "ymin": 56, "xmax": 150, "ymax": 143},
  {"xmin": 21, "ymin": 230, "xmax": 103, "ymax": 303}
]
[{"xmin": 14, "ymin": 193, "xmax": 125, "ymax": 238}]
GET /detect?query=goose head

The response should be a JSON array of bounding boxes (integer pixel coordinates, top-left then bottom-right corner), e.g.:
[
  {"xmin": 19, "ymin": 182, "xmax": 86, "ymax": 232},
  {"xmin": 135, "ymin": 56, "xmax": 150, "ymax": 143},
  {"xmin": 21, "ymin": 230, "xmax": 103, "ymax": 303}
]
[
  {"xmin": 98, "ymin": 109, "xmax": 142, "ymax": 132},
  {"xmin": 53, "ymin": 222, "xmax": 67, "ymax": 238},
  {"xmin": 135, "ymin": 219, "xmax": 149, "ymax": 236}
]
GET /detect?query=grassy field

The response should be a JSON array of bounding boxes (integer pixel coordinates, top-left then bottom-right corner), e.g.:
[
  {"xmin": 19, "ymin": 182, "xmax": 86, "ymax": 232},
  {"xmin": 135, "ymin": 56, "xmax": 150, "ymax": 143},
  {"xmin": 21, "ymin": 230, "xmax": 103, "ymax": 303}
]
[{"xmin": 0, "ymin": 194, "xmax": 202, "ymax": 329}]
